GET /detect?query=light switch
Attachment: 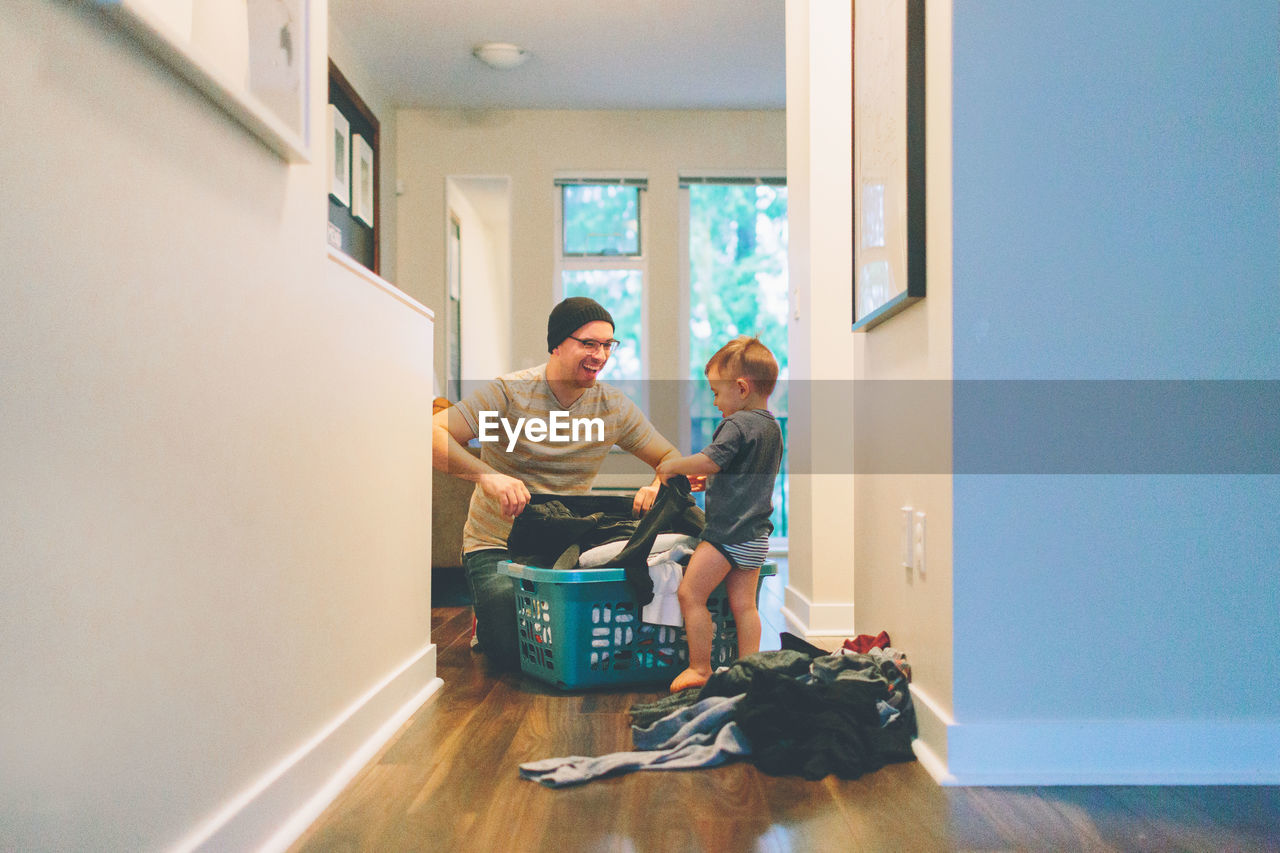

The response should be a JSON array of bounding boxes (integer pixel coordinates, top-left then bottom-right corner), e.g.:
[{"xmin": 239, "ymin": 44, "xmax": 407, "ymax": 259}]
[
  {"xmin": 901, "ymin": 506, "xmax": 914, "ymax": 568},
  {"xmin": 912, "ymin": 511, "xmax": 926, "ymax": 575}
]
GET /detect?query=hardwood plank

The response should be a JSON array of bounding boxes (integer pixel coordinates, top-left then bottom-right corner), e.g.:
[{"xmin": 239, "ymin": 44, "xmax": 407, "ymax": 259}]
[
  {"xmin": 750, "ymin": 772, "xmax": 870, "ymax": 850},
  {"xmin": 289, "ymin": 763, "xmax": 438, "ymax": 852},
  {"xmin": 958, "ymin": 786, "xmax": 1119, "ymax": 852},
  {"xmin": 293, "ymin": 591, "xmax": 1280, "ymax": 853},
  {"xmin": 820, "ymin": 764, "xmax": 959, "ymax": 851},
  {"xmin": 612, "ymin": 762, "xmax": 780, "ymax": 853},
  {"xmin": 1102, "ymin": 785, "xmax": 1280, "ymax": 852}
]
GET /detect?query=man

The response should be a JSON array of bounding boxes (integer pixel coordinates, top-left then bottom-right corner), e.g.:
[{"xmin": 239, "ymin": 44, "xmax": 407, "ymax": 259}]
[{"xmin": 432, "ymin": 297, "xmax": 680, "ymax": 669}]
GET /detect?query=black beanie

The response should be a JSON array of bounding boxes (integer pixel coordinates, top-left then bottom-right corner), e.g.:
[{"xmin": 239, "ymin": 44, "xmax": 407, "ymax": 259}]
[{"xmin": 547, "ymin": 297, "xmax": 614, "ymax": 353}]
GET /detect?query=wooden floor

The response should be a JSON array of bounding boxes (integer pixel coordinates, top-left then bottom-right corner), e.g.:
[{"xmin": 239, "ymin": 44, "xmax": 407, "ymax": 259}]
[{"xmin": 292, "ymin": 582, "xmax": 1279, "ymax": 852}]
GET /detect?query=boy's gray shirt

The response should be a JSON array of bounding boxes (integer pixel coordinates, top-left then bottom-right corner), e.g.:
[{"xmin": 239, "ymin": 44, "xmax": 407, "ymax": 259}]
[{"xmin": 700, "ymin": 409, "xmax": 783, "ymax": 544}]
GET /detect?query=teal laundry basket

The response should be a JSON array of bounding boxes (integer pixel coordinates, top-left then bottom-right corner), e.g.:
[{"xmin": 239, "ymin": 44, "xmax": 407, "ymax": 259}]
[{"xmin": 498, "ymin": 560, "xmax": 776, "ymax": 690}]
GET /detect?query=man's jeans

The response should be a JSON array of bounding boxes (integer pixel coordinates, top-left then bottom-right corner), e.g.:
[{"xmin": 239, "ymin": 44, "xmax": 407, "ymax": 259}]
[{"xmin": 462, "ymin": 548, "xmax": 520, "ymax": 670}]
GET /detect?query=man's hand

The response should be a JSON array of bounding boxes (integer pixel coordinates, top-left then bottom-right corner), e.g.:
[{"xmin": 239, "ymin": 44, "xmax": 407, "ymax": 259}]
[
  {"xmin": 632, "ymin": 483, "xmax": 660, "ymax": 516},
  {"xmin": 477, "ymin": 472, "xmax": 530, "ymax": 518}
]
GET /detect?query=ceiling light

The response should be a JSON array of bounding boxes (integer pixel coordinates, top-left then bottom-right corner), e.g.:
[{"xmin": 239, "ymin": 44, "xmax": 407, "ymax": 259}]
[{"xmin": 473, "ymin": 42, "xmax": 529, "ymax": 70}]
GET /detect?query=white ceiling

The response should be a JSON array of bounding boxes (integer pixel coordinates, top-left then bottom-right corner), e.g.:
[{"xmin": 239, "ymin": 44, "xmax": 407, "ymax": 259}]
[{"xmin": 327, "ymin": 0, "xmax": 786, "ymax": 110}]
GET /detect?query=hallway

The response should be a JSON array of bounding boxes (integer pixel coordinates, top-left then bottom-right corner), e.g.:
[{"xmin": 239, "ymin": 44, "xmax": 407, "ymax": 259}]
[
  {"xmin": 290, "ymin": 591, "xmax": 1280, "ymax": 852},
  {"xmin": 5, "ymin": 3, "xmax": 1278, "ymax": 847}
]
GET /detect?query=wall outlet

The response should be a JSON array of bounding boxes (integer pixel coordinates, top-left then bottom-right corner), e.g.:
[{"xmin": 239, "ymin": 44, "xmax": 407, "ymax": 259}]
[{"xmin": 912, "ymin": 511, "xmax": 926, "ymax": 575}]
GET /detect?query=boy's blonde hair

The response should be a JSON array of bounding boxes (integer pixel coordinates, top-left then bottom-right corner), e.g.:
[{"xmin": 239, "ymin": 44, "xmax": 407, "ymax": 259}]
[{"xmin": 705, "ymin": 336, "xmax": 779, "ymax": 397}]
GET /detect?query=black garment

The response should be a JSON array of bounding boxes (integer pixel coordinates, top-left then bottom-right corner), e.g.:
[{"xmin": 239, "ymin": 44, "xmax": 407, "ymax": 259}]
[
  {"xmin": 612, "ymin": 476, "xmax": 704, "ymax": 605},
  {"xmin": 697, "ymin": 650, "xmax": 816, "ymax": 699},
  {"xmin": 626, "ymin": 649, "xmax": 815, "ymax": 728},
  {"xmin": 505, "ymin": 493, "xmax": 639, "ymax": 567},
  {"xmin": 735, "ymin": 667, "xmax": 917, "ymax": 780},
  {"xmin": 504, "ymin": 478, "xmax": 704, "ymax": 605},
  {"xmin": 627, "ymin": 647, "xmax": 919, "ymax": 782},
  {"xmin": 779, "ymin": 631, "xmax": 831, "ymax": 658}
]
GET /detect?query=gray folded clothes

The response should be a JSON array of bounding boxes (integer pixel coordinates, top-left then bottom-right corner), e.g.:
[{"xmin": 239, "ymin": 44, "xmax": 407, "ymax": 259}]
[
  {"xmin": 806, "ymin": 651, "xmax": 891, "ymax": 687},
  {"xmin": 628, "ymin": 686, "xmax": 704, "ymax": 729},
  {"xmin": 632, "ymin": 692, "xmax": 743, "ymax": 749},
  {"xmin": 576, "ymin": 533, "xmax": 700, "ymax": 568},
  {"xmin": 519, "ymin": 694, "xmax": 750, "ymax": 788}
]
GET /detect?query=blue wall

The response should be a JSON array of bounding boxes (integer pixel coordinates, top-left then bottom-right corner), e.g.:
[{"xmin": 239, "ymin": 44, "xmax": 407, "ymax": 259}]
[
  {"xmin": 953, "ymin": 0, "xmax": 1278, "ymax": 380},
  {"xmin": 951, "ymin": 0, "xmax": 1279, "ymax": 730}
]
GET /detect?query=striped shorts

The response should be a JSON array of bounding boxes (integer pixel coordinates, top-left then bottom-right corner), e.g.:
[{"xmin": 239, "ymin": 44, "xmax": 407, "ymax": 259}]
[{"xmin": 710, "ymin": 535, "xmax": 770, "ymax": 572}]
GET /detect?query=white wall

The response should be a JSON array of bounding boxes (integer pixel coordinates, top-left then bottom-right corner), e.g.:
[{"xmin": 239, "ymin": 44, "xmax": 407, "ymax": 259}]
[
  {"xmin": 948, "ymin": 0, "xmax": 1280, "ymax": 783},
  {"xmin": 792, "ymin": 0, "xmax": 1279, "ymax": 784},
  {"xmin": 783, "ymin": 0, "xmax": 858, "ymax": 639},
  {"xmin": 850, "ymin": 0, "xmax": 955, "ymax": 776},
  {"xmin": 446, "ymin": 177, "xmax": 514, "ymax": 385},
  {"xmin": 395, "ymin": 108, "xmax": 786, "ymax": 445},
  {"xmin": 786, "ymin": 0, "xmax": 955, "ymax": 772},
  {"xmin": 0, "ymin": 3, "xmax": 438, "ymax": 849}
]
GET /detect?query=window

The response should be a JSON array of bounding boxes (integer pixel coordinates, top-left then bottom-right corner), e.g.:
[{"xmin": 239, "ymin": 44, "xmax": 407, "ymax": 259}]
[
  {"xmin": 446, "ymin": 215, "xmax": 462, "ymax": 401},
  {"xmin": 683, "ymin": 177, "xmax": 789, "ymax": 540},
  {"xmin": 554, "ymin": 178, "xmax": 648, "ymax": 384},
  {"xmin": 562, "ymin": 184, "xmax": 640, "ymax": 256}
]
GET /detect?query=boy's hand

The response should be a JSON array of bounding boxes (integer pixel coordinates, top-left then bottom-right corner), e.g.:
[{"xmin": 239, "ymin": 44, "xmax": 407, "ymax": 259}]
[{"xmin": 688, "ymin": 474, "xmax": 707, "ymax": 492}]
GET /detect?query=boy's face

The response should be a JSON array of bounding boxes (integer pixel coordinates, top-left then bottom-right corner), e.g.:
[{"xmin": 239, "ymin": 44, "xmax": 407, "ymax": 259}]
[{"xmin": 707, "ymin": 366, "xmax": 749, "ymax": 418}]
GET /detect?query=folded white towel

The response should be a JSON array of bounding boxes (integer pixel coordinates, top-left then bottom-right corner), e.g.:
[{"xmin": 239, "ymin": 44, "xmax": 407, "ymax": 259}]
[
  {"xmin": 577, "ymin": 533, "xmax": 700, "ymax": 568},
  {"xmin": 648, "ymin": 538, "xmax": 698, "ymax": 567}
]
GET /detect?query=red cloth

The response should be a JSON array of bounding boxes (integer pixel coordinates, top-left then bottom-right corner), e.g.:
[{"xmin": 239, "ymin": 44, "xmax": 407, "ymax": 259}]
[{"xmin": 842, "ymin": 631, "xmax": 890, "ymax": 653}]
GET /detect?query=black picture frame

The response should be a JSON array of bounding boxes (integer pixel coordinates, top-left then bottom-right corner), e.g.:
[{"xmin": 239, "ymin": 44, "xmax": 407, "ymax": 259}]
[
  {"xmin": 328, "ymin": 60, "xmax": 380, "ymax": 274},
  {"xmin": 852, "ymin": 0, "xmax": 926, "ymax": 331}
]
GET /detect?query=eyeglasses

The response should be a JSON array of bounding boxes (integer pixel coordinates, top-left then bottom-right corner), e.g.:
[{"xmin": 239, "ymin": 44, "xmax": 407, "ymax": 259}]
[{"xmin": 566, "ymin": 336, "xmax": 623, "ymax": 354}]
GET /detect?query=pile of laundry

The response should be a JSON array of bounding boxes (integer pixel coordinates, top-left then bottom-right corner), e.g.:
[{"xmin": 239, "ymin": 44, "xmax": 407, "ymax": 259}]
[
  {"xmin": 518, "ymin": 635, "xmax": 916, "ymax": 788},
  {"xmin": 505, "ymin": 476, "xmax": 706, "ymax": 626}
]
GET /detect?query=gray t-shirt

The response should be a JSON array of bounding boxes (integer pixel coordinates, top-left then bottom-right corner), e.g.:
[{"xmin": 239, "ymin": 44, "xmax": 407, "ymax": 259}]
[
  {"xmin": 700, "ymin": 409, "xmax": 783, "ymax": 544},
  {"xmin": 453, "ymin": 364, "xmax": 659, "ymax": 552}
]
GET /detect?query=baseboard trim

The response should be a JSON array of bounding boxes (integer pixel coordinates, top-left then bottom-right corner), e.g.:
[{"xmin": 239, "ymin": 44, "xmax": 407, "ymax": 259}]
[
  {"xmin": 906, "ymin": 684, "xmax": 955, "ymax": 785},
  {"xmin": 262, "ymin": 676, "xmax": 443, "ymax": 853},
  {"xmin": 912, "ymin": 736, "xmax": 956, "ymax": 786},
  {"xmin": 903, "ymin": 687, "xmax": 1280, "ymax": 786},
  {"xmin": 945, "ymin": 718, "xmax": 1280, "ymax": 786},
  {"xmin": 175, "ymin": 642, "xmax": 440, "ymax": 853},
  {"xmin": 782, "ymin": 584, "xmax": 855, "ymax": 637}
]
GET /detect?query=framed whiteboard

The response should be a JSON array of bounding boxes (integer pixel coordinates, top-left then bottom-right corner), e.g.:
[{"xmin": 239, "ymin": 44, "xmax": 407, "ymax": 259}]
[
  {"xmin": 88, "ymin": 0, "xmax": 311, "ymax": 163},
  {"xmin": 852, "ymin": 0, "xmax": 925, "ymax": 331}
]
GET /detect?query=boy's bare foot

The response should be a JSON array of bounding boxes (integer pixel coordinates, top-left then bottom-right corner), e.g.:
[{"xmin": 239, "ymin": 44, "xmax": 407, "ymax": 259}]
[{"xmin": 669, "ymin": 667, "xmax": 710, "ymax": 693}]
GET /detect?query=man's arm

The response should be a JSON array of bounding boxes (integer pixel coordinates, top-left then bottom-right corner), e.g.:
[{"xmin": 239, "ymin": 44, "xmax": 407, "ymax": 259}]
[
  {"xmin": 432, "ymin": 407, "xmax": 530, "ymax": 518},
  {"xmin": 628, "ymin": 433, "xmax": 681, "ymax": 515}
]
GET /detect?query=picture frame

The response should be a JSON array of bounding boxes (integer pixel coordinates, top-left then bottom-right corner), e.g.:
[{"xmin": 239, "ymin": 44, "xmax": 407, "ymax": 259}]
[
  {"xmin": 327, "ymin": 60, "xmax": 380, "ymax": 273},
  {"xmin": 352, "ymin": 133, "xmax": 375, "ymax": 227},
  {"xmin": 852, "ymin": 0, "xmax": 926, "ymax": 331},
  {"xmin": 329, "ymin": 104, "xmax": 351, "ymax": 207},
  {"xmin": 87, "ymin": 0, "xmax": 311, "ymax": 163}
]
